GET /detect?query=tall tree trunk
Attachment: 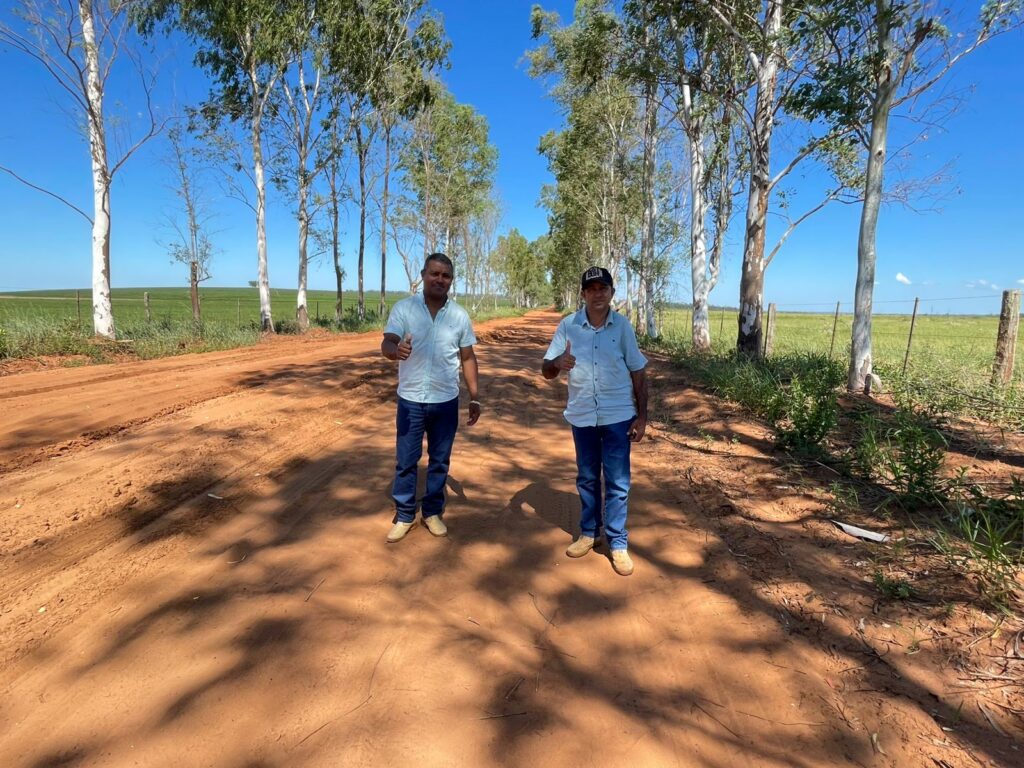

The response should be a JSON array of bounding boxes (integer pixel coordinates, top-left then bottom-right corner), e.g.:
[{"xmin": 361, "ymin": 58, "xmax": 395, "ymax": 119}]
[
  {"xmin": 639, "ymin": 52, "xmax": 658, "ymax": 337},
  {"xmin": 296, "ymin": 175, "xmax": 310, "ymax": 331},
  {"xmin": 380, "ymin": 124, "xmax": 392, "ymax": 317},
  {"xmin": 80, "ymin": 0, "xmax": 114, "ymax": 340},
  {"xmin": 849, "ymin": 0, "xmax": 896, "ymax": 392},
  {"xmin": 327, "ymin": 134, "xmax": 343, "ymax": 324},
  {"xmin": 252, "ymin": 83, "xmax": 273, "ymax": 333},
  {"xmin": 190, "ymin": 260, "xmax": 200, "ymax": 323},
  {"xmin": 736, "ymin": 0, "xmax": 782, "ymax": 358},
  {"xmin": 355, "ymin": 120, "xmax": 367, "ymax": 321},
  {"xmin": 683, "ymin": 82, "xmax": 711, "ymax": 351}
]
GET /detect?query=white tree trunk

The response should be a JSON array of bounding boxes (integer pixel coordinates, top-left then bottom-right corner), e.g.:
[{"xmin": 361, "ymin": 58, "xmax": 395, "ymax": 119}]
[
  {"xmin": 639, "ymin": 54, "xmax": 658, "ymax": 338},
  {"xmin": 849, "ymin": 0, "xmax": 896, "ymax": 392},
  {"xmin": 736, "ymin": 0, "xmax": 782, "ymax": 358},
  {"xmin": 253, "ymin": 107, "xmax": 273, "ymax": 333},
  {"xmin": 80, "ymin": 0, "xmax": 114, "ymax": 340},
  {"xmin": 296, "ymin": 176, "xmax": 309, "ymax": 331},
  {"xmin": 683, "ymin": 83, "xmax": 711, "ymax": 351}
]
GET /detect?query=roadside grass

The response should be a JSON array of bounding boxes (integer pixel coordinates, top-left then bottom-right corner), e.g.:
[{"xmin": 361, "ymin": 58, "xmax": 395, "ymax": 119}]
[
  {"xmin": 0, "ymin": 288, "xmax": 524, "ymax": 363},
  {"xmin": 660, "ymin": 307, "xmax": 1023, "ymax": 430},
  {"xmin": 651, "ymin": 312, "xmax": 1023, "ymax": 615}
]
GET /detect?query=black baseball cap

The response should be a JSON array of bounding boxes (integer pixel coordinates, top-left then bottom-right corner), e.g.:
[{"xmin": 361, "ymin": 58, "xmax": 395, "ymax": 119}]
[{"xmin": 581, "ymin": 266, "xmax": 614, "ymax": 289}]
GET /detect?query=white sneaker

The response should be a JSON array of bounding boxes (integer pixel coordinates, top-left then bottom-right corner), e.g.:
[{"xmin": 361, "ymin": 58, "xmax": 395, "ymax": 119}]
[
  {"xmin": 386, "ymin": 521, "xmax": 414, "ymax": 543},
  {"xmin": 423, "ymin": 515, "xmax": 448, "ymax": 537},
  {"xmin": 611, "ymin": 549, "xmax": 634, "ymax": 576},
  {"xmin": 566, "ymin": 536, "xmax": 596, "ymax": 558}
]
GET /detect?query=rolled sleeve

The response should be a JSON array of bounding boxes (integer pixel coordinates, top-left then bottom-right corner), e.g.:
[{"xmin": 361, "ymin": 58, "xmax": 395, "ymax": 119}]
[
  {"xmin": 384, "ymin": 303, "xmax": 406, "ymax": 338},
  {"xmin": 622, "ymin": 324, "xmax": 648, "ymax": 371},
  {"xmin": 543, "ymin": 319, "xmax": 568, "ymax": 361},
  {"xmin": 459, "ymin": 314, "xmax": 477, "ymax": 348}
]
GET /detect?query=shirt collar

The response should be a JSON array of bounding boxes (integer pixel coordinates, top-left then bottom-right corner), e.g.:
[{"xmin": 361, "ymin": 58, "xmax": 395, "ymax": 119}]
[
  {"xmin": 418, "ymin": 292, "xmax": 450, "ymax": 313},
  {"xmin": 575, "ymin": 308, "xmax": 615, "ymax": 329}
]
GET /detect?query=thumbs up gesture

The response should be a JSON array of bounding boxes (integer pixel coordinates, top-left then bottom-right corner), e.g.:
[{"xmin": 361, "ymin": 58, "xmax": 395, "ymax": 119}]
[
  {"xmin": 397, "ymin": 332, "xmax": 413, "ymax": 360},
  {"xmin": 558, "ymin": 339, "xmax": 576, "ymax": 372}
]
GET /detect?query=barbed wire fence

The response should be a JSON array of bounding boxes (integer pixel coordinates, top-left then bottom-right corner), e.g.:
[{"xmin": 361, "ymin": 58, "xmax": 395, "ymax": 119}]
[
  {"xmin": 0, "ymin": 290, "xmax": 390, "ymax": 328},
  {"xmin": 662, "ymin": 290, "xmax": 1023, "ymax": 391}
]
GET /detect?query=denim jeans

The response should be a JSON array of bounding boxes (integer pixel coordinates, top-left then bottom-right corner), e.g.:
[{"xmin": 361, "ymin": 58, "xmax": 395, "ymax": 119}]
[
  {"xmin": 392, "ymin": 396, "xmax": 459, "ymax": 523},
  {"xmin": 571, "ymin": 418, "xmax": 633, "ymax": 551}
]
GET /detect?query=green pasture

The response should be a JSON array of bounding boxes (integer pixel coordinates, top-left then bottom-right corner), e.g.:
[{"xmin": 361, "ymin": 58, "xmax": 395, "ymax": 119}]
[
  {"xmin": 0, "ymin": 287, "xmax": 411, "ymax": 326},
  {"xmin": 0, "ymin": 287, "xmax": 519, "ymax": 325},
  {"xmin": 0, "ymin": 287, "xmax": 521, "ymax": 362},
  {"xmin": 660, "ymin": 306, "xmax": 1023, "ymax": 394}
]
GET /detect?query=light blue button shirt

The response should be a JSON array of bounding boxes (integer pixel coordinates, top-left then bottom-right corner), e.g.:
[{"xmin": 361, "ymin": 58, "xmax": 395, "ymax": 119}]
[
  {"xmin": 385, "ymin": 294, "xmax": 477, "ymax": 404},
  {"xmin": 544, "ymin": 309, "xmax": 647, "ymax": 428}
]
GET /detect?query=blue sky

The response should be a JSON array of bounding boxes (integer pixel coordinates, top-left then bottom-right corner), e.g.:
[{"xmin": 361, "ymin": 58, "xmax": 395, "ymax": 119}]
[{"xmin": 1, "ymin": 0, "xmax": 1022, "ymax": 315}]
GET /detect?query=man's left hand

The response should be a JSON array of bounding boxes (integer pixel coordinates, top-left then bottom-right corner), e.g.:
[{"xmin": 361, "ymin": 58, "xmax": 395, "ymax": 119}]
[
  {"xmin": 629, "ymin": 418, "xmax": 646, "ymax": 442},
  {"xmin": 468, "ymin": 401, "xmax": 481, "ymax": 426}
]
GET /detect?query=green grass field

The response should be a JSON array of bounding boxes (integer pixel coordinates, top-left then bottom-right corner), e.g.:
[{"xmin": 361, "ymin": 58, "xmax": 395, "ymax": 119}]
[
  {"xmin": 0, "ymin": 287, "xmax": 521, "ymax": 362},
  {"xmin": 0, "ymin": 287, "xmax": 415, "ymax": 326},
  {"xmin": 661, "ymin": 307, "xmax": 1021, "ymax": 383},
  {"xmin": 659, "ymin": 307, "xmax": 1024, "ymax": 427}
]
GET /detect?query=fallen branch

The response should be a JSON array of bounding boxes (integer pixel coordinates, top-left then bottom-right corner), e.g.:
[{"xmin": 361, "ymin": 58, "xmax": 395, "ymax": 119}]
[
  {"xmin": 528, "ymin": 592, "xmax": 555, "ymax": 626},
  {"xmin": 479, "ymin": 711, "xmax": 528, "ymax": 720},
  {"xmin": 304, "ymin": 578, "xmax": 326, "ymax": 602}
]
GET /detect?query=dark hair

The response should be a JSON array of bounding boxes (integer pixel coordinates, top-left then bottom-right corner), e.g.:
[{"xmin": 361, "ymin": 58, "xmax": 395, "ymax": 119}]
[{"xmin": 422, "ymin": 252, "xmax": 454, "ymax": 274}]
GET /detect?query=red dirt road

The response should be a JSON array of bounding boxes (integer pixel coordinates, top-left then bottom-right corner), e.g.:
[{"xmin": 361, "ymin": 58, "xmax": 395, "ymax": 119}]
[{"xmin": 1, "ymin": 312, "xmax": 1020, "ymax": 767}]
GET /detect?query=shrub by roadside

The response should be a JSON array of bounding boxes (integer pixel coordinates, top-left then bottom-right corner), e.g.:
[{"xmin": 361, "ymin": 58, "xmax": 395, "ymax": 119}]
[{"xmin": 651, "ymin": 339, "xmax": 1022, "ymax": 614}]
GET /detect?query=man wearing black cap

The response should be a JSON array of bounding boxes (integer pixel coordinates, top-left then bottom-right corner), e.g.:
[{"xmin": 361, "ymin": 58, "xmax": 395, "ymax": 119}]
[{"xmin": 541, "ymin": 266, "xmax": 648, "ymax": 576}]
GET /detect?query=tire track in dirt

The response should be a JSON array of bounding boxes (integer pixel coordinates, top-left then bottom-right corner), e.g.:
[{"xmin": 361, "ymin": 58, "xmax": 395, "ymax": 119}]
[
  {"xmin": 0, "ymin": 312, "xmax": 1019, "ymax": 768},
  {"xmin": 0, "ymin": 340, "xmax": 397, "ymax": 672}
]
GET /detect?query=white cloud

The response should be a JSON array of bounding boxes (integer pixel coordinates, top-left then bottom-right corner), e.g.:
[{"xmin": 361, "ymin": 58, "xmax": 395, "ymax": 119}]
[
  {"xmin": 1018, "ymin": 278, "xmax": 1024, "ymax": 285},
  {"xmin": 895, "ymin": 272, "xmax": 911, "ymax": 285}
]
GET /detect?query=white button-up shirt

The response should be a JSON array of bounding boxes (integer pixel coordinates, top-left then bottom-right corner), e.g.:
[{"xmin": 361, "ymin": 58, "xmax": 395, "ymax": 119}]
[
  {"xmin": 385, "ymin": 294, "xmax": 477, "ymax": 403},
  {"xmin": 544, "ymin": 309, "xmax": 647, "ymax": 428}
]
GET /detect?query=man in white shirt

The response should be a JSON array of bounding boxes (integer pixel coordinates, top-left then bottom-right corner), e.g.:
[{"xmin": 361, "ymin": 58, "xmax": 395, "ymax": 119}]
[
  {"xmin": 542, "ymin": 266, "xmax": 648, "ymax": 576},
  {"xmin": 381, "ymin": 253, "xmax": 481, "ymax": 543}
]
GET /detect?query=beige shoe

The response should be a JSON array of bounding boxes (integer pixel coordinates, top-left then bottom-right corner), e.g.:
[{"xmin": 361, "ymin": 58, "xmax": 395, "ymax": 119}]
[
  {"xmin": 386, "ymin": 521, "xmax": 414, "ymax": 543},
  {"xmin": 611, "ymin": 549, "xmax": 634, "ymax": 576},
  {"xmin": 566, "ymin": 535, "xmax": 596, "ymax": 558},
  {"xmin": 423, "ymin": 515, "xmax": 448, "ymax": 537}
]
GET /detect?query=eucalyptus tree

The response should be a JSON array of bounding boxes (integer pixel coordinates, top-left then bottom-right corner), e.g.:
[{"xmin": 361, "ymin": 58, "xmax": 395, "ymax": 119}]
[
  {"xmin": 322, "ymin": 0, "xmax": 446, "ymax": 319},
  {"xmin": 493, "ymin": 229, "xmax": 548, "ymax": 309},
  {"xmin": 655, "ymin": 1, "xmax": 864, "ymax": 356},
  {"xmin": 139, "ymin": 0, "xmax": 305, "ymax": 333},
  {"xmin": 1, "ymin": 0, "xmax": 165, "ymax": 339},
  {"xmin": 634, "ymin": 1, "xmax": 749, "ymax": 349},
  {"xmin": 529, "ymin": 1, "xmax": 644, "ymax": 307},
  {"xmin": 789, "ymin": 0, "xmax": 1022, "ymax": 391},
  {"xmin": 362, "ymin": 1, "xmax": 446, "ymax": 316},
  {"xmin": 273, "ymin": 0, "xmax": 330, "ymax": 331},
  {"xmin": 399, "ymin": 85, "xmax": 497, "ymax": 286},
  {"xmin": 163, "ymin": 125, "xmax": 216, "ymax": 323}
]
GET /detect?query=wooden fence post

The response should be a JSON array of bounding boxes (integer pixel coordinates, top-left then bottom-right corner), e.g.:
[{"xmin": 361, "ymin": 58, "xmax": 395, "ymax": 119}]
[
  {"xmin": 828, "ymin": 301, "xmax": 841, "ymax": 359},
  {"xmin": 236, "ymin": 299, "xmax": 241, "ymax": 325},
  {"xmin": 316, "ymin": 300, "xmax": 319, "ymax": 321},
  {"xmin": 76, "ymin": 289, "xmax": 82, "ymax": 326},
  {"xmin": 144, "ymin": 291, "xmax": 151, "ymax": 323},
  {"xmin": 992, "ymin": 289, "xmax": 1021, "ymax": 387},
  {"xmin": 763, "ymin": 302, "xmax": 777, "ymax": 359},
  {"xmin": 902, "ymin": 297, "xmax": 920, "ymax": 376}
]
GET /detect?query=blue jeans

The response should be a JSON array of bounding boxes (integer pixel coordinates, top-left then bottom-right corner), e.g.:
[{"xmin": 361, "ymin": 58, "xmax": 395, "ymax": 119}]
[
  {"xmin": 392, "ymin": 396, "xmax": 459, "ymax": 523},
  {"xmin": 571, "ymin": 418, "xmax": 633, "ymax": 551}
]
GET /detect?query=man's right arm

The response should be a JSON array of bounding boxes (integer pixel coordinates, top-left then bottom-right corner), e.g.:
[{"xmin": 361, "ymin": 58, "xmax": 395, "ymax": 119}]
[
  {"xmin": 381, "ymin": 333, "xmax": 402, "ymax": 360},
  {"xmin": 542, "ymin": 339, "xmax": 574, "ymax": 380},
  {"xmin": 383, "ymin": 332, "xmax": 413, "ymax": 360}
]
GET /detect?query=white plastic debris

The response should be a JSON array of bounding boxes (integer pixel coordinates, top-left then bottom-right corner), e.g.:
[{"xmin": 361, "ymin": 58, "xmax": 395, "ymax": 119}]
[{"xmin": 831, "ymin": 520, "xmax": 890, "ymax": 543}]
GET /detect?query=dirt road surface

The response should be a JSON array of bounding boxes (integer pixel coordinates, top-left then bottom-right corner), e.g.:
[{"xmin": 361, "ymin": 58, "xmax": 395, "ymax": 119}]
[{"xmin": 1, "ymin": 312, "xmax": 1020, "ymax": 767}]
